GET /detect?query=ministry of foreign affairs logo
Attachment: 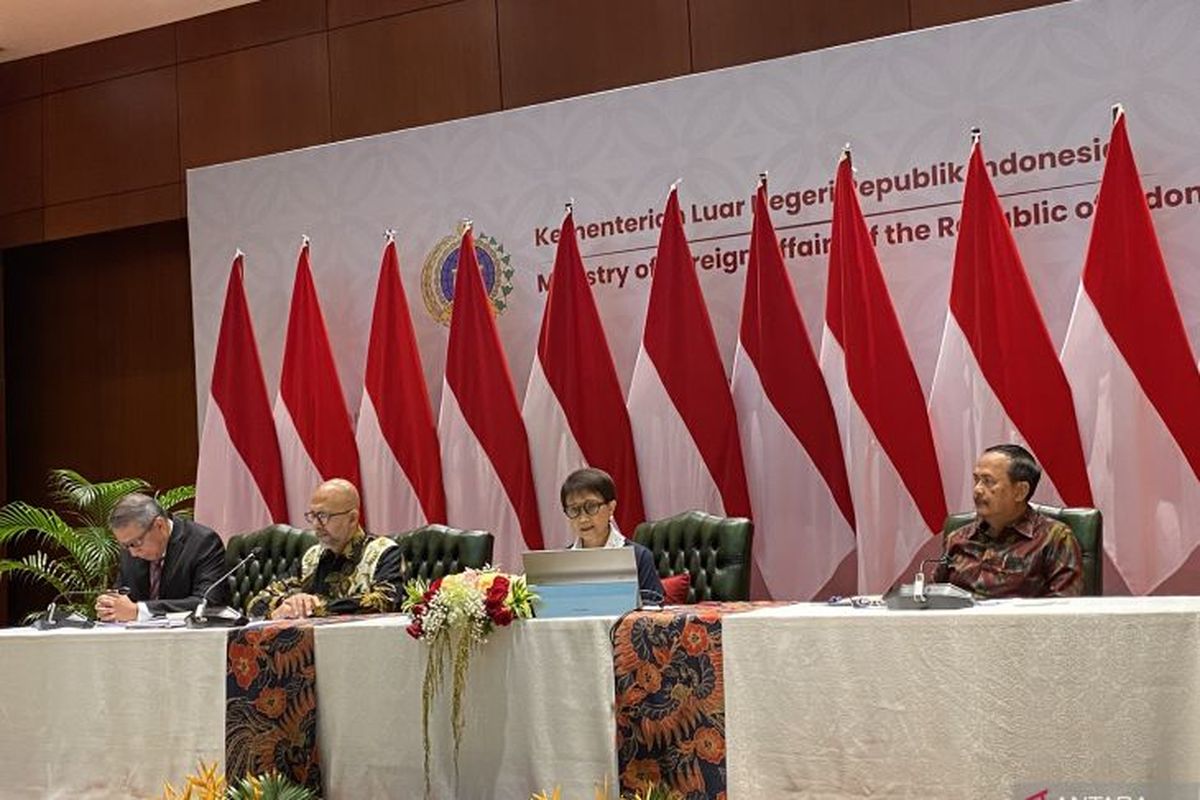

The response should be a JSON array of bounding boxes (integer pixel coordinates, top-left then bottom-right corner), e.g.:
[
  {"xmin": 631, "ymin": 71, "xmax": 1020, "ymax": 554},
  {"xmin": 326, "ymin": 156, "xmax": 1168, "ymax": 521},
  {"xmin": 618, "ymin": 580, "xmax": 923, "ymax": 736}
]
[{"xmin": 421, "ymin": 229, "xmax": 515, "ymax": 326}]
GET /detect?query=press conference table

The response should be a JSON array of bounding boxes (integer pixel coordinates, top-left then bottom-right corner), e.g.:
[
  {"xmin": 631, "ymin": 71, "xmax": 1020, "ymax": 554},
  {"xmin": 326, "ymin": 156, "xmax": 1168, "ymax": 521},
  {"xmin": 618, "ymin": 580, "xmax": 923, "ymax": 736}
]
[{"xmin": 2, "ymin": 596, "xmax": 1199, "ymax": 799}]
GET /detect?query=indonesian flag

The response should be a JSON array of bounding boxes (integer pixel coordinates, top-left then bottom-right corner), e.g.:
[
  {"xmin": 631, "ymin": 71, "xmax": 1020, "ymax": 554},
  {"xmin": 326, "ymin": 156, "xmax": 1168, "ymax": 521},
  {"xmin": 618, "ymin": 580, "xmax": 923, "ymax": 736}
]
[
  {"xmin": 628, "ymin": 187, "xmax": 752, "ymax": 521},
  {"xmin": 355, "ymin": 237, "xmax": 446, "ymax": 534},
  {"xmin": 523, "ymin": 211, "xmax": 646, "ymax": 544},
  {"xmin": 439, "ymin": 226, "xmax": 543, "ymax": 570},
  {"xmin": 929, "ymin": 141, "xmax": 1094, "ymax": 513},
  {"xmin": 1060, "ymin": 110, "xmax": 1200, "ymax": 595},
  {"xmin": 273, "ymin": 240, "xmax": 363, "ymax": 526},
  {"xmin": 732, "ymin": 182, "xmax": 856, "ymax": 600},
  {"xmin": 195, "ymin": 253, "xmax": 288, "ymax": 538},
  {"xmin": 820, "ymin": 152, "xmax": 947, "ymax": 593}
]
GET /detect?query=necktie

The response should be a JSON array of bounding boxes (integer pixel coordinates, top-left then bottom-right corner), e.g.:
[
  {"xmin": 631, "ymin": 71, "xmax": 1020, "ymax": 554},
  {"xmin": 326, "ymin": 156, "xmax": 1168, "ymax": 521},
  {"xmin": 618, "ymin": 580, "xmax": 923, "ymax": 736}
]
[{"xmin": 149, "ymin": 559, "xmax": 163, "ymax": 601}]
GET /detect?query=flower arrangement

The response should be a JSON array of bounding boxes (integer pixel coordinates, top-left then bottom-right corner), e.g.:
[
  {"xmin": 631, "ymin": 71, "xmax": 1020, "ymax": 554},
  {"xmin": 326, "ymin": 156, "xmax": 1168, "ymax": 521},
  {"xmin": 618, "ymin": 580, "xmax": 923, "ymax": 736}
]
[
  {"xmin": 531, "ymin": 778, "xmax": 683, "ymax": 800},
  {"xmin": 402, "ymin": 568, "xmax": 537, "ymax": 796},
  {"xmin": 159, "ymin": 760, "xmax": 316, "ymax": 800}
]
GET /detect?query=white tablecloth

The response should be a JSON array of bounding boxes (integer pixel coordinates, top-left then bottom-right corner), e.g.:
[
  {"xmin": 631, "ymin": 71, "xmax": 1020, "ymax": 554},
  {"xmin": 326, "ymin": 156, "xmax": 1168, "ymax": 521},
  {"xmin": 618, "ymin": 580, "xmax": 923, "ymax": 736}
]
[
  {"xmin": 5, "ymin": 598, "xmax": 1200, "ymax": 799},
  {"xmin": 723, "ymin": 596, "xmax": 1200, "ymax": 798},
  {"xmin": 314, "ymin": 614, "xmax": 619, "ymax": 799},
  {"xmin": 0, "ymin": 625, "xmax": 229, "ymax": 800}
]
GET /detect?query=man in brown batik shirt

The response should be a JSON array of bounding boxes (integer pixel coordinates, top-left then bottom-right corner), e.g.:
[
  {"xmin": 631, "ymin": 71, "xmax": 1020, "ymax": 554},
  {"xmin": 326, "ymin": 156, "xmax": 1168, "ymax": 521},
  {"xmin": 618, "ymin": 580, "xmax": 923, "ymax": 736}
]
[{"xmin": 937, "ymin": 444, "xmax": 1083, "ymax": 598}]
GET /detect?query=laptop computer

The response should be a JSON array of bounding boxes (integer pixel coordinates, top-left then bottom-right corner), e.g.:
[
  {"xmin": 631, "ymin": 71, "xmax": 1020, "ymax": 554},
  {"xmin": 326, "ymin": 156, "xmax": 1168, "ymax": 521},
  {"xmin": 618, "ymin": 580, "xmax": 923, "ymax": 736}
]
[{"xmin": 522, "ymin": 547, "xmax": 640, "ymax": 619}]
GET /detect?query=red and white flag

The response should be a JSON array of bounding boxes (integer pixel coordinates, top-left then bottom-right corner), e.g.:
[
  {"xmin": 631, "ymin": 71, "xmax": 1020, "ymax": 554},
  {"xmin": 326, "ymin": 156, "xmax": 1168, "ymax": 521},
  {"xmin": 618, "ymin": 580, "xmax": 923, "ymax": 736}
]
[
  {"xmin": 820, "ymin": 152, "xmax": 947, "ymax": 593},
  {"xmin": 195, "ymin": 253, "xmax": 288, "ymax": 538},
  {"xmin": 929, "ymin": 141, "xmax": 1093, "ymax": 512},
  {"xmin": 439, "ymin": 226, "xmax": 543, "ymax": 570},
  {"xmin": 356, "ymin": 236, "xmax": 446, "ymax": 534},
  {"xmin": 1061, "ymin": 109, "xmax": 1200, "ymax": 595},
  {"xmin": 523, "ymin": 210, "xmax": 646, "ymax": 544},
  {"xmin": 732, "ymin": 182, "xmax": 856, "ymax": 599},
  {"xmin": 273, "ymin": 240, "xmax": 363, "ymax": 526},
  {"xmin": 628, "ymin": 187, "xmax": 752, "ymax": 521}
]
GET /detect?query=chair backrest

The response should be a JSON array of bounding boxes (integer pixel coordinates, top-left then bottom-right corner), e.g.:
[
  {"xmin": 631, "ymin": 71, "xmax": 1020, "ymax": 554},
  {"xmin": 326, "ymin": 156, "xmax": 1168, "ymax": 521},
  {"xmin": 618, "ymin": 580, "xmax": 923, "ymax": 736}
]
[
  {"xmin": 393, "ymin": 524, "xmax": 494, "ymax": 582},
  {"xmin": 942, "ymin": 503, "xmax": 1103, "ymax": 596},
  {"xmin": 225, "ymin": 524, "xmax": 318, "ymax": 612},
  {"xmin": 633, "ymin": 510, "xmax": 753, "ymax": 602}
]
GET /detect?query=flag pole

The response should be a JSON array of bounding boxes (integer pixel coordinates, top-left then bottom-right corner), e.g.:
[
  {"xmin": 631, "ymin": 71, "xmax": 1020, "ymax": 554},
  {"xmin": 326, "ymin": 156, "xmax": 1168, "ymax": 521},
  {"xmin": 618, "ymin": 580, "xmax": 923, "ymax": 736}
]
[
  {"xmin": 564, "ymin": 198, "xmax": 574, "ymax": 218},
  {"xmin": 384, "ymin": 228, "xmax": 396, "ymax": 242},
  {"xmin": 1112, "ymin": 102, "xmax": 1124, "ymax": 123},
  {"xmin": 758, "ymin": 171, "xmax": 768, "ymax": 191},
  {"xmin": 970, "ymin": 126, "xmax": 981, "ymax": 145},
  {"xmin": 458, "ymin": 218, "xmax": 472, "ymax": 236}
]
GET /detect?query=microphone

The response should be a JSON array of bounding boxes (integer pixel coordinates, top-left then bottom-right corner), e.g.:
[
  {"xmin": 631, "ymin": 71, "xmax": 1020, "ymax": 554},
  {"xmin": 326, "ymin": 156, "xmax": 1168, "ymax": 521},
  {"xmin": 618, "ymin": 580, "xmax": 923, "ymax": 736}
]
[
  {"xmin": 30, "ymin": 589, "xmax": 99, "ymax": 630},
  {"xmin": 883, "ymin": 549, "xmax": 973, "ymax": 611},
  {"xmin": 188, "ymin": 547, "xmax": 260, "ymax": 628}
]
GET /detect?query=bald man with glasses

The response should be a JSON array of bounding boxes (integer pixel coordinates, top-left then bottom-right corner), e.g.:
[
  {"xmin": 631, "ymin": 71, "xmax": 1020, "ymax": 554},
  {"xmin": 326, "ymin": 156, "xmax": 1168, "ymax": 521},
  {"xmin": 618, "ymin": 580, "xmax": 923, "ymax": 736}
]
[
  {"xmin": 247, "ymin": 479, "xmax": 403, "ymax": 619},
  {"xmin": 96, "ymin": 493, "xmax": 228, "ymax": 622}
]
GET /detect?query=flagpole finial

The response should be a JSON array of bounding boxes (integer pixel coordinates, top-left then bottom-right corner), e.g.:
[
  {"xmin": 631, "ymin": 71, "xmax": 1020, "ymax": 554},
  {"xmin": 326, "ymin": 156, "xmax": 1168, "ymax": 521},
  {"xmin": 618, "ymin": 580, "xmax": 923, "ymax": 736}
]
[
  {"xmin": 669, "ymin": 178, "xmax": 682, "ymax": 195},
  {"xmin": 1112, "ymin": 102, "xmax": 1124, "ymax": 122},
  {"xmin": 384, "ymin": 228, "xmax": 396, "ymax": 242},
  {"xmin": 301, "ymin": 234, "xmax": 310, "ymax": 248},
  {"xmin": 234, "ymin": 247, "xmax": 244, "ymax": 259},
  {"xmin": 970, "ymin": 126, "xmax": 981, "ymax": 145},
  {"xmin": 758, "ymin": 171, "xmax": 768, "ymax": 190},
  {"xmin": 458, "ymin": 218, "xmax": 472, "ymax": 236},
  {"xmin": 565, "ymin": 198, "xmax": 574, "ymax": 216}
]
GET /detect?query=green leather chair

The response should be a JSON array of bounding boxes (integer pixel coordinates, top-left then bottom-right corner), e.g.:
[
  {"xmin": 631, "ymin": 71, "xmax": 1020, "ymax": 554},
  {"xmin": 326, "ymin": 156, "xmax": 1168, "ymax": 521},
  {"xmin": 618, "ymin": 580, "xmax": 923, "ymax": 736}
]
[
  {"xmin": 633, "ymin": 510, "xmax": 753, "ymax": 602},
  {"xmin": 225, "ymin": 524, "xmax": 318, "ymax": 612},
  {"xmin": 942, "ymin": 502, "xmax": 1103, "ymax": 596},
  {"xmin": 393, "ymin": 524, "xmax": 494, "ymax": 582}
]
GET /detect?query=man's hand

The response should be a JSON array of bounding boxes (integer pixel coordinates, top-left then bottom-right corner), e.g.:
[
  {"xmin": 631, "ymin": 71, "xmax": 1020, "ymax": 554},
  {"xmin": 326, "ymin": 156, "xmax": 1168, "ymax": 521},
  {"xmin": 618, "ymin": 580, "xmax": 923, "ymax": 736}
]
[
  {"xmin": 271, "ymin": 593, "xmax": 320, "ymax": 619},
  {"xmin": 95, "ymin": 592, "xmax": 137, "ymax": 622}
]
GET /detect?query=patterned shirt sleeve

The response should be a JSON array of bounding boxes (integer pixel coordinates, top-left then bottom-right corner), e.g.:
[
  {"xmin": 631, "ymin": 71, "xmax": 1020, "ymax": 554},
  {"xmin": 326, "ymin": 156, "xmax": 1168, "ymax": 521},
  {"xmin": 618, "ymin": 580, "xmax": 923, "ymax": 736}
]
[
  {"xmin": 246, "ymin": 545, "xmax": 322, "ymax": 618},
  {"xmin": 1042, "ymin": 521, "xmax": 1084, "ymax": 597},
  {"xmin": 322, "ymin": 538, "xmax": 404, "ymax": 615}
]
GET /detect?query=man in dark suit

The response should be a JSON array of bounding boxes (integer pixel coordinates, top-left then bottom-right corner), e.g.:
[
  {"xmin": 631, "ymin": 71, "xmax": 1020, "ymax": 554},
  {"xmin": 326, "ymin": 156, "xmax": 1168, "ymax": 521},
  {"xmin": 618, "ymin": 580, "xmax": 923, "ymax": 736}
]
[{"xmin": 94, "ymin": 493, "xmax": 228, "ymax": 621}]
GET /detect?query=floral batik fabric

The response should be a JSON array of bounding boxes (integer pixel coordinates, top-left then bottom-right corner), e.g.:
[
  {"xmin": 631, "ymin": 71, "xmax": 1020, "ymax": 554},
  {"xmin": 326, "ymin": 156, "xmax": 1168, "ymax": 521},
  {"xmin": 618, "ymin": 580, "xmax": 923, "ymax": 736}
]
[{"xmin": 247, "ymin": 530, "xmax": 402, "ymax": 617}]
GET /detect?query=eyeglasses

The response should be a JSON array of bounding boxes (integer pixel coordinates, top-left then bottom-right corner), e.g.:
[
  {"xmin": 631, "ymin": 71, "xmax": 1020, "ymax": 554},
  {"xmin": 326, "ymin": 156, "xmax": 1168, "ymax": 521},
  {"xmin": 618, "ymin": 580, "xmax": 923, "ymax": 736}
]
[
  {"xmin": 117, "ymin": 518, "xmax": 159, "ymax": 551},
  {"xmin": 563, "ymin": 500, "xmax": 607, "ymax": 520},
  {"xmin": 304, "ymin": 508, "xmax": 354, "ymax": 526}
]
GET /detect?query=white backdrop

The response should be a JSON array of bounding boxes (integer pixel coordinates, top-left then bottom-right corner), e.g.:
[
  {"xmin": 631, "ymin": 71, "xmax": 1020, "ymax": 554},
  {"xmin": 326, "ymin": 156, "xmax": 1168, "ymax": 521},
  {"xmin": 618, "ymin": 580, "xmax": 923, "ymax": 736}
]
[{"xmin": 187, "ymin": 0, "xmax": 1200, "ymax": 526}]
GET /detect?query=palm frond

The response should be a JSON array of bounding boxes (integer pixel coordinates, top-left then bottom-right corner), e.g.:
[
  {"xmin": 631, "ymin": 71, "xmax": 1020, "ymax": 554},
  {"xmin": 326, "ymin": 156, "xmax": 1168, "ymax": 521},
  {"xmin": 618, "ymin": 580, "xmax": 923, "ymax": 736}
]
[
  {"xmin": 0, "ymin": 502, "xmax": 74, "ymax": 547},
  {"xmin": 73, "ymin": 526, "xmax": 121, "ymax": 585},
  {"xmin": 0, "ymin": 556, "xmax": 71, "ymax": 598},
  {"xmin": 227, "ymin": 772, "xmax": 318, "ymax": 800},
  {"xmin": 156, "ymin": 484, "xmax": 197, "ymax": 517},
  {"xmin": 49, "ymin": 469, "xmax": 148, "ymax": 526}
]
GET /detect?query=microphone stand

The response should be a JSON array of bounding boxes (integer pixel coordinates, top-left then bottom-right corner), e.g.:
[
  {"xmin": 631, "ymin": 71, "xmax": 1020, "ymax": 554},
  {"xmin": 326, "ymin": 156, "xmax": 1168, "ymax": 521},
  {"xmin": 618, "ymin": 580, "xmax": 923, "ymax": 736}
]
[
  {"xmin": 30, "ymin": 590, "xmax": 97, "ymax": 630},
  {"xmin": 186, "ymin": 548, "xmax": 260, "ymax": 628}
]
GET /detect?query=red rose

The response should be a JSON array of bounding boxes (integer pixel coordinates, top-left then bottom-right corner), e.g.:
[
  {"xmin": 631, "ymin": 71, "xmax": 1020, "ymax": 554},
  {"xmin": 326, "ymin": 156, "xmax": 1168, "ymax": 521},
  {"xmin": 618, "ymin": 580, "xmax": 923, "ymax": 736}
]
[
  {"xmin": 429, "ymin": 577, "xmax": 443, "ymax": 593},
  {"xmin": 411, "ymin": 603, "xmax": 426, "ymax": 618},
  {"xmin": 487, "ymin": 576, "xmax": 510, "ymax": 603},
  {"xmin": 490, "ymin": 606, "xmax": 515, "ymax": 626},
  {"xmin": 406, "ymin": 619, "xmax": 424, "ymax": 639}
]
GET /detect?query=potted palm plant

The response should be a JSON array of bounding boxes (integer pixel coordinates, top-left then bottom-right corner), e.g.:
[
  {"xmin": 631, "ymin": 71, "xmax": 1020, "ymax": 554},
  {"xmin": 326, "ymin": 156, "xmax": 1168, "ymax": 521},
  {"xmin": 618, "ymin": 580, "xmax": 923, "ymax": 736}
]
[{"xmin": 0, "ymin": 468, "xmax": 196, "ymax": 623}]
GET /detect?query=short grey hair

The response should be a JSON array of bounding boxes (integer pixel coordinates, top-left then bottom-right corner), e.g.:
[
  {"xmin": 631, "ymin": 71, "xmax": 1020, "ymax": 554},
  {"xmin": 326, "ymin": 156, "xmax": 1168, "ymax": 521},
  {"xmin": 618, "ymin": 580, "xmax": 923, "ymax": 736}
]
[{"xmin": 108, "ymin": 493, "xmax": 165, "ymax": 530}]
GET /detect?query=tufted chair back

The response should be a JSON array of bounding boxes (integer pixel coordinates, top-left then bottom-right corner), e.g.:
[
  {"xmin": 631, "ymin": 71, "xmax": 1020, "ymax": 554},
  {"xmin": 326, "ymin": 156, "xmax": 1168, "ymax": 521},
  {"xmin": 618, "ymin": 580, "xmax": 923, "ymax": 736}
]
[
  {"xmin": 393, "ymin": 524, "xmax": 494, "ymax": 582},
  {"xmin": 633, "ymin": 510, "xmax": 753, "ymax": 602},
  {"xmin": 225, "ymin": 524, "xmax": 318, "ymax": 612},
  {"xmin": 942, "ymin": 502, "xmax": 1103, "ymax": 596}
]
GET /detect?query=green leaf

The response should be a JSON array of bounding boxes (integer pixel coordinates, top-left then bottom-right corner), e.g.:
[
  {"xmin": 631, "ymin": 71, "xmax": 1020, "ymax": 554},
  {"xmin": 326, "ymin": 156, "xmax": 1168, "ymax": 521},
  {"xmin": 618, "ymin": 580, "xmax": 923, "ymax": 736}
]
[{"xmin": 156, "ymin": 484, "xmax": 197, "ymax": 517}]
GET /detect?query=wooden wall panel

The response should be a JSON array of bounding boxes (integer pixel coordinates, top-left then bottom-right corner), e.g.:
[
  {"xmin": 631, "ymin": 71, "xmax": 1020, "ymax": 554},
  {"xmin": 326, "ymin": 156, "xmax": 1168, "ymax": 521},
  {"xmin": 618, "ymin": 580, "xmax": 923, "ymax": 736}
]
[
  {"xmin": 497, "ymin": 0, "xmax": 691, "ymax": 109},
  {"xmin": 178, "ymin": 33, "xmax": 332, "ymax": 169},
  {"xmin": 329, "ymin": 0, "xmax": 502, "ymax": 140},
  {"xmin": 177, "ymin": 0, "xmax": 327, "ymax": 62},
  {"xmin": 44, "ymin": 67, "xmax": 180, "ymax": 205},
  {"xmin": 42, "ymin": 27, "xmax": 176, "ymax": 93},
  {"xmin": 691, "ymin": 0, "xmax": 910, "ymax": 72},
  {"xmin": 0, "ymin": 211, "xmax": 43, "ymax": 249},
  {"xmin": 0, "ymin": 57, "xmax": 42, "ymax": 105},
  {"xmin": 0, "ymin": 98, "xmax": 42, "ymax": 216},
  {"xmin": 3, "ymin": 220, "xmax": 196, "ymax": 501},
  {"xmin": 910, "ymin": 0, "xmax": 1066, "ymax": 28},
  {"xmin": 44, "ymin": 185, "xmax": 183, "ymax": 242},
  {"xmin": 327, "ymin": 0, "xmax": 454, "ymax": 30}
]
